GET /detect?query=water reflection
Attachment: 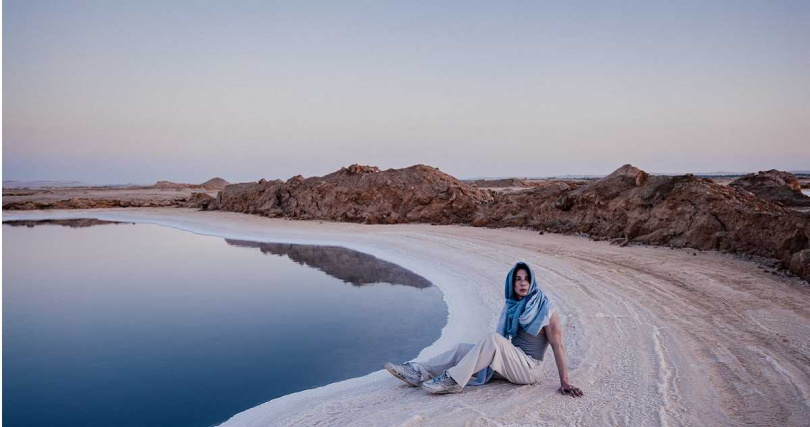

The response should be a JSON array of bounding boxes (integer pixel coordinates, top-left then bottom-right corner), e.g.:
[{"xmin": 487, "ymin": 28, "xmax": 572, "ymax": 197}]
[
  {"xmin": 3, "ymin": 221, "xmax": 446, "ymax": 427},
  {"xmin": 225, "ymin": 240, "xmax": 432, "ymax": 288},
  {"xmin": 2, "ymin": 219, "xmax": 432, "ymax": 289},
  {"xmin": 3, "ymin": 218, "xmax": 132, "ymax": 228}
]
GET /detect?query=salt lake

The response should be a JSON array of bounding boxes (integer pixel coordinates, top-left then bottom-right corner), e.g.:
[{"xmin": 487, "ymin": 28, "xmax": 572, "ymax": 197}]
[{"xmin": 2, "ymin": 219, "xmax": 446, "ymax": 427}]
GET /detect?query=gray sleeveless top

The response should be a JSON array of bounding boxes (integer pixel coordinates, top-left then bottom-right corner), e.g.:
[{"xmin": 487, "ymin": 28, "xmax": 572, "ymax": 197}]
[{"xmin": 511, "ymin": 328, "xmax": 550, "ymax": 361}]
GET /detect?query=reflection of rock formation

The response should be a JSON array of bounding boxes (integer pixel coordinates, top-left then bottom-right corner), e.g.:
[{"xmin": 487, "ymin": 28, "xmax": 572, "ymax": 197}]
[
  {"xmin": 2, "ymin": 218, "xmax": 132, "ymax": 228},
  {"xmin": 225, "ymin": 239, "xmax": 433, "ymax": 288}
]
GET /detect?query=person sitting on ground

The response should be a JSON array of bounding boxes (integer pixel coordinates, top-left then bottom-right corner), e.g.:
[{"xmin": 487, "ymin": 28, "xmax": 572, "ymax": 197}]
[{"xmin": 385, "ymin": 261, "xmax": 583, "ymax": 397}]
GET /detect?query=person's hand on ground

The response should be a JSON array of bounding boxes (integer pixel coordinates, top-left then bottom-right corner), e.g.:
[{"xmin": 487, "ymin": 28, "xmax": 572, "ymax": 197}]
[{"xmin": 559, "ymin": 381, "xmax": 583, "ymax": 397}]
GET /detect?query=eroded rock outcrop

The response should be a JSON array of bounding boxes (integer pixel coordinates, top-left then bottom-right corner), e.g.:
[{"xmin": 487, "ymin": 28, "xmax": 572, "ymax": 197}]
[
  {"xmin": 474, "ymin": 164, "xmax": 810, "ymax": 279},
  {"xmin": 151, "ymin": 177, "xmax": 231, "ymax": 190},
  {"xmin": 729, "ymin": 170, "xmax": 810, "ymax": 207},
  {"xmin": 152, "ymin": 180, "xmax": 197, "ymax": 190},
  {"xmin": 213, "ymin": 164, "xmax": 492, "ymax": 224},
  {"xmin": 2, "ymin": 198, "xmax": 185, "ymax": 210},
  {"xmin": 184, "ymin": 192, "xmax": 217, "ymax": 209},
  {"xmin": 211, "ymin": 163, "xmax": 810, "ymax": 279}
]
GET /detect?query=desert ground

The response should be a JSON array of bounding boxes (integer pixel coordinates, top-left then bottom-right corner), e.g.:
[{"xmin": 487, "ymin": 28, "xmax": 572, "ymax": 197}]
[{"xmin": 4, "ymin": 207, "xmax": 808, "ymax": 426}]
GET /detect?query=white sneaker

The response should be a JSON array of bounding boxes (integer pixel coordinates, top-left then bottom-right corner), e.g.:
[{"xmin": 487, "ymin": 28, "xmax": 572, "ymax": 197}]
[
  {"xmin": 385, "ymin": 362, "xmax": 423, "ymax": 387},
  {"xmin": 421, "ymin": 371, "xmax": 462, "ymax": 394}
]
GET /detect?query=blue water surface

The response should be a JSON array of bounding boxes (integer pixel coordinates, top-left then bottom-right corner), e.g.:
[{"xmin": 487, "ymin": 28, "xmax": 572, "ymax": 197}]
[{"xmin": 2, "ymin": 219, "xmax": 446, "ymax": 427}]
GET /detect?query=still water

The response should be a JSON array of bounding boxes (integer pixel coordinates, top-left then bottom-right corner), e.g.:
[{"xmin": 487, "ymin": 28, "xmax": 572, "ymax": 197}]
[{"xmin": 3, "ymin": 219, "xmax": 446, "ymax": 427}]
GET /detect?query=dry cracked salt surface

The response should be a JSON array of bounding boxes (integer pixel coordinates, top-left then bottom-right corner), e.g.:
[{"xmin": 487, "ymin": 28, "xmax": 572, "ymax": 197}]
[{"xmin": 4, "ymin": 208, "xmax": 810, "ymax": 426}]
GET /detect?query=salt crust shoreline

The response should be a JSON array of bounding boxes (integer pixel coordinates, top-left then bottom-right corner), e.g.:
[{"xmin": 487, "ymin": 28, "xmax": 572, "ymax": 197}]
[{"xmin": 4, "ymin": 208, "xmax": 809, "ymax": 426}]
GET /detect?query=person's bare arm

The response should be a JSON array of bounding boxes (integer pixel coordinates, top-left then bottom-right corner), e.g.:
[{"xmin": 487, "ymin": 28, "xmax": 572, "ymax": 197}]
[{"xmin": 544, "ymin": 311, "xmax": 583, "ymax": 397}]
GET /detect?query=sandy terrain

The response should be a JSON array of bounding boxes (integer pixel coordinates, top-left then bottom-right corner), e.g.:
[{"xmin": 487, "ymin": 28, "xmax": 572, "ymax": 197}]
[{"xmin": 4, "ymin": 208, "xmax": 809, "ymax": 426}]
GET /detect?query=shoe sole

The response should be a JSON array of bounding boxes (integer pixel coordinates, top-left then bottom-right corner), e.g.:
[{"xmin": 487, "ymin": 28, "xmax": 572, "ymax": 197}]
[
  {"xmin": 421, "ymin": 384, "xmax": 462, "ymax": 394},
  {"xmin": 385, "ymin": 363, "xmax": 422, "ymax": 387}
]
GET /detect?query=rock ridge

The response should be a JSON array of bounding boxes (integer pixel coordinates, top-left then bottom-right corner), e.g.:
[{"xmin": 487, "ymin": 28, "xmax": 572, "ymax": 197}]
[
  {"xmin": 213, "ymin": 164, "xmax": 492, "ymax": 224},
  {"xmin": 208, "ymin": 164, "xmax": 810, "ymax": 280}
]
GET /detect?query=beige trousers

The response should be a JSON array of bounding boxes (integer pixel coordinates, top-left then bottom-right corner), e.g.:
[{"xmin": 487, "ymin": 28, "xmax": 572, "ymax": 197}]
[{"xmin": 413, "ymin": 332, "xmax": 539, "ymax": 388}]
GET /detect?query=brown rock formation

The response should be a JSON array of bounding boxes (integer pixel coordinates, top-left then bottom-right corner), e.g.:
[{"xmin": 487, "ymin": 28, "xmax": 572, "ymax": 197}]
[
  {"xmin": 2, "ymin": 198, "xmax": 185, "ymax": 210},
  {"xmin": 2, "ymin": 185, "xmax": 221, "ymax": 211},
  {"xmin": 200, "ymin": 177, "xmax": 230, "ymax": 190},
  {"xmin": 184, "ymin": 192, "xmax": 217, "ymax": 209},
  {"xmin": 152, "ymin": 180, "xmax": 198, "ymax": 190},
  {"xmin": 729, "ymin": 170, "xmax": 810, "ymax": 207},
  {"xmin": 790, "ymin": 249, "xmax": 810, "ymax": 278},
  {"xmin": 210, "ymin": 163, "xmax": 810, "ymax": 279},
  {"xmin": 474, "ymin": 164, "xmax": 810, "ymax": 279},
  {"xmin": 213, "ymin": 164, "xmax": 492, "ymax": 224},
  {"xmin": 150, "ymin": 178, "xmax": 230, "ymax": 190}
]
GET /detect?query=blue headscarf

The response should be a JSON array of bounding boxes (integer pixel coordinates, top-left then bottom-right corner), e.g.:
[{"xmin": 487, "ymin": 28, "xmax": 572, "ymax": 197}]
[
  {"xmin": 468, "ymin": 261, "xmax": 553, "ymax": 386},
  {"xmin": 497, "ymin": 261, "xmax": 552, "ymax": 339}
]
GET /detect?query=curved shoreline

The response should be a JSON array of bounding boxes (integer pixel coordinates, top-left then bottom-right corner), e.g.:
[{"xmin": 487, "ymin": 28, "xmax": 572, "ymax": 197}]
[
  {"xmin": 4, "ymin": 208, "xmax": 810, "ymax": 426},
  {"xmin": 2, "ymin": 208, "xmax": 491, "ymax": 423}
]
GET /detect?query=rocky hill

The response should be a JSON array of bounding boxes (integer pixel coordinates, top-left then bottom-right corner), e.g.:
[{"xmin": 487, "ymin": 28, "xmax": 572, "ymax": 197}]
[
  {"xmin": 151, "ymin": 180, "xmax": 198, "ymax": 190},
  {"xmin": 729, "ymin": 170, "xmax": 810, "ymax": 207},
  {"xmin": 150, "ymin": 177, "xmax": 230, "ymax": 190},
  {"xmin": 474, "ymin": 165, "xmax": 810, "ymax": 278},
  {"xmin": 201, "ymin": 177, "xmax": 230, "ymax": 190},
  {"xmin": 211, "ymin": 164, "xmax": 492, "ymax": 224},
  {"xmin": 208, "ymin": 164, "xmax": 810, "ymax": 280}
]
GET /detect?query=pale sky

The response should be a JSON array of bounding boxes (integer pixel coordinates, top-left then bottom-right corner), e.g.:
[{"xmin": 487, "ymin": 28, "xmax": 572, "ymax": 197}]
[{"xmin": 3, "ymin": 1, "xmax": 809, "ymax": 184}]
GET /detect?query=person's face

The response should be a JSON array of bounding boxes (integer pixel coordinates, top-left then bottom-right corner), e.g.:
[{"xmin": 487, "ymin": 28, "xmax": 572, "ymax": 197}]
[{"xmin": 513, "ymin": 269, "xmax": 530, "ymax": 299}]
